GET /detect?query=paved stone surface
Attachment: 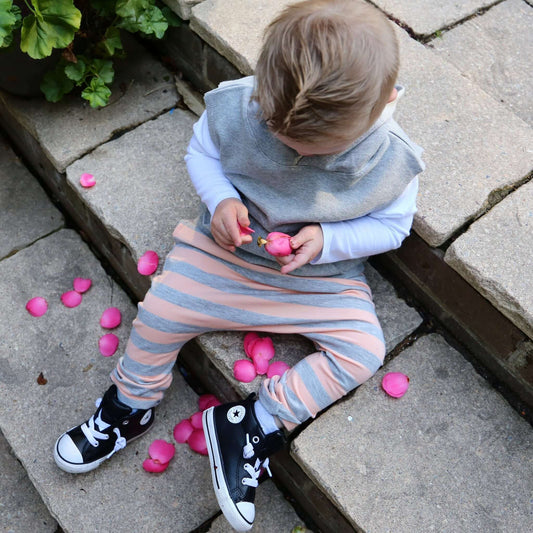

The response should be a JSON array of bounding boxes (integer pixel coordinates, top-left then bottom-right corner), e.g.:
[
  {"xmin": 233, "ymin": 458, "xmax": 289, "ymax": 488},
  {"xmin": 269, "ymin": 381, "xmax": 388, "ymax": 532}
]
[
  {"xmin": 372, "ymin": 0, "xmax": 496, "ymax": 36},
  {"xmin": 207, "ymin": 479, "xmax": 309, "ymax": 532},
  {"xmin": 0, "ymin": 39, "xmax": 178, "ymax": 173},
  {"xmin": 66, "ymin": 108, "xmax": 201, "ymax": 268},
  {"xmin": 197, "ymin": 264, "xmax": 422, "ymax": 399},
  {"xmin": 292, "ymin": 334, "xmax": 533, "ymax": 532},
  {"xmin": 445, "ymin": 180, "xmax": 533, "ymax": 340},
  {"xmin": 0, "ymin": 133, "xmax": 63, "ymax": 260},
  {"xmin": 0, "ymin": 429, "xmax": 57, "ymax": 533},
  {"xmin": 191, "ymin": 0, "xmax": 289, "ymax": 74},
  {"xmin": 0, "ymin": 229, "xmax": 219, "ymax": 532},
  {"xmin": 163, "ymin": 0, "xmax": 203, "ymax": 19},
  {"xmin": 431, "ymin": 0, "xmax": 533, "ymax": 126},
  {"xmin": 395, "ymin": 28, "xmax": 533, "ymax": 246}
]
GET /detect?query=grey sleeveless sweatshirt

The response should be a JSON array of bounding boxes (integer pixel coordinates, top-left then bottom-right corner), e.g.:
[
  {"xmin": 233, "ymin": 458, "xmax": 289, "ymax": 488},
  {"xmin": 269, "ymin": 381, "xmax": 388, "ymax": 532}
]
[{"xmin": 197, "ymin": 76, "xmax": 424, "ymax": 278}]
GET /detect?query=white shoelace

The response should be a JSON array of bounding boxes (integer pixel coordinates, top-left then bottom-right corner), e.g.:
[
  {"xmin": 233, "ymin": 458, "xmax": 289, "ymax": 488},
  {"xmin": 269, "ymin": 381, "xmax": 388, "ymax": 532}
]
[
  {"xmin": 80, "ymin": 398, "xmax": 127, "ymax": 453},
  {"xmin": 241, "ymin": 433, "xmax": 272, "ymax": 488}
]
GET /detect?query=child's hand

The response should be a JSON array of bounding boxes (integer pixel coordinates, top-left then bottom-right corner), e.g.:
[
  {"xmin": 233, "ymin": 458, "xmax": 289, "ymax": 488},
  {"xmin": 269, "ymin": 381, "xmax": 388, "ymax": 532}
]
[
  {"xmin": 277, "ymin": 224, "xmax": 323, "ymax": 274},
  {"xmin": 211, "ymin": 198, "xmax": 253, "ymax": 252}
]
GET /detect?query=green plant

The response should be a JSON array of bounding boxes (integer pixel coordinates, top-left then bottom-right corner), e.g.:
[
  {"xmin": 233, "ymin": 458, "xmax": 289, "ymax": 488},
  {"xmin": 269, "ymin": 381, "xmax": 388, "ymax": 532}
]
[{"xmin": 0, "ymin": 0, "xmax": 180, "ymax": 107}]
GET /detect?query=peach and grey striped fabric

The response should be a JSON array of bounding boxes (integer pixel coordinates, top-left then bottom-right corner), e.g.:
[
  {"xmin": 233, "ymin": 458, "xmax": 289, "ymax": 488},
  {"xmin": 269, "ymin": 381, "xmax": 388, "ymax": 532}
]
[{"xmin": 111, "ymin": 222, "xmax": 385, "ymax": 430}]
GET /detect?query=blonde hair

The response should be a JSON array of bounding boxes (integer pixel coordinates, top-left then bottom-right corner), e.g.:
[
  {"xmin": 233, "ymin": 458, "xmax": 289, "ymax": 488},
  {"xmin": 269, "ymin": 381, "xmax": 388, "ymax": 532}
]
[{"xmin": 253, "ymin": 0, "xmax": 399, "ymax": 143}]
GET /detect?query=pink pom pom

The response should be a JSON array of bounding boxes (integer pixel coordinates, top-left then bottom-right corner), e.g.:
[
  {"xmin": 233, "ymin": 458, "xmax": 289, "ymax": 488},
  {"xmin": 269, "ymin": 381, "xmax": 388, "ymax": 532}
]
[
  {"xmin": 188, "ymin": 429, "xmax": 208, "ymax": 455},
  {"xmin": 189, "ymin": 411, "xmax": 203, "ymax": 429},
  {"xmin": 100, "ymin": 307, "xmax": 122, "ymax": 329},
  {"xmin": 243, "ymin": 332, "xmax": 260, "ymax": 358},
  {"xmin": 250, "ymin": 337, "xmax": 275, "ymax": 361},
  {"xmin": 173, "ymin": 419, "xmax": 194, "ymax": 443},
  {"xmin": 61, "ymin": 290, "xmax": 82, "ymax": 308},
  {"xmin": 198, "ymin": 394, "xmax": 221, "ymax": 411},
  {"xmin": 137, "ymin": 250, "xmax": 159, "ymax": 276},
  {"xmin": 142, "ymin": 458, "xmax": 169, "ymax": 473},
  {"xmin": 26, "ymin": 297, "xmax": 48, "ymax": 317},
  {"xmin": 73, "ymin": 277, "xmax": 92, "ymax": 293},
  {"xmin": 254, "ymin": 355, "xmax": 269, "ymax": 375},
  {"xmin": 79, "ymin": 173, "xmax": 96, "ymax": 188},
  {"xmin": 382, "ymin": 372, "xmax": 410, "ymax": 398},
  {"xmin": 148, "ymin": 439, "xmax": 175, "ymax": 464},
  {"xmin": 267, "ymin": 361, "xmax": 291, "ymax": 378},
  {"xmin": 98, "ymin": 333, "xmax": 119, "ymax": 357},
  {"xmin": 233, "ymin": 359, "xmax": 257, "ymax": 383}
]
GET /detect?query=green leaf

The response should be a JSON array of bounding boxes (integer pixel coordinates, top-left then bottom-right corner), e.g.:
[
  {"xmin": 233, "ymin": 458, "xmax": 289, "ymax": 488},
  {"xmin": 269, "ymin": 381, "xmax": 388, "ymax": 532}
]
[
  {"xmin": 161, "ymin": 7, "xmax": 182, "ymax": 28},
  {"xmin": 20, "ymin": 0, "xmax": 81, "ymax": 59},
  {"xmin": 115, "ymin": 0, "xmax": 151, "ymax": 19},
  {"xmin": 137, "ymin": 5, "xmax": 167, "ymax": 38},
  {"xmin": 81, "ymin": 77, "xmax": 112, "ymax": 108},
  {"xmin": 90, "ymin": 58, "xmax": 114, "ymax": 84},
  {"xmin": 64, "ymin": 58, "xmax": 87, "ymax": 82},
  {"xmin": 0, "ymin": 1, "xmax": 21, "ymax": 48},
  {"xmin": 40, "ymin": 62, "xmax": 74, "ymax": 102},
  {"xmin": 100, "ymin": 26, "xmax": 123, "ymax": 56}
]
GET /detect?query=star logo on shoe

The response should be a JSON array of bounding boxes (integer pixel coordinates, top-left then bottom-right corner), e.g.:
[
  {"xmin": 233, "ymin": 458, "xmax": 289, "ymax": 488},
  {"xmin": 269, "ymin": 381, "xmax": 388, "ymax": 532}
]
[{"xmin": 227, "ymin": 405, "xmax": 246, "ymax": 424}]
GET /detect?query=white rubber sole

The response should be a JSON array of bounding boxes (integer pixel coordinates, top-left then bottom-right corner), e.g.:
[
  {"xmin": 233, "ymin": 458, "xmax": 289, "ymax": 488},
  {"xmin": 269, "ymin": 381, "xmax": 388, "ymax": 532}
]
[{"xmin": 203, "ymin": 407, "xmax": 253, "ymax": 532}]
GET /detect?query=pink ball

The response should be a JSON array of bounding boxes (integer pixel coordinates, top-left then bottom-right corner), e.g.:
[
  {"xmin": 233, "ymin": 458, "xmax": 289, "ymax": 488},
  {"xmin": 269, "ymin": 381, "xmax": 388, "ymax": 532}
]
[
  {"xmin": 173, "ymin": 419, "xmax": 194, "ymax": 443},
  {"xmin": 243, "ymin": 332, "xmax": 260, "ymax": 358},
  {"xmin": 79, "ymin": 173, "xmax": 96, "ymax": 188},
  {"xmin": 250, "ymin": 337, "xmax": 275, "ymax": 361},
  {"xmin": 98, "ymin": 333, "xmax": 119, "ymax": 357},
  {"xmin": 26, "ymin": 297, "xmax": 48, "ymax": 317},
  {"xmin": 142, "ymin": 458, "xmax": 169, "ymax": 473},
  {"xmin": 253, "ymin": 355, "xmax": 269, "ymax": 375},
  {"xmin": 188, "ymin": 429, "xmax": 208, "ymax": 455},
  {"xmin": 233, "ymin": 359, "xmax": 257, "ymax": 383},
  {"xmin": 198, "ymin": 394, "xmax": 221, "ymax": 411},
  {"xmin": 148, "ymin": 439, "xmax": 175, "ymax": 464},
  {"xmin": 382, "ymin": 372, "xmax": 410, "ymax": 398}
]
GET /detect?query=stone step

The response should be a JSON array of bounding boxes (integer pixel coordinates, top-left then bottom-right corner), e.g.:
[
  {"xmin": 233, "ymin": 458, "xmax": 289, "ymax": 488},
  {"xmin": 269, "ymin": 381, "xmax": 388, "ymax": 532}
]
[{"xmin": 291, "ymin": 333, "xmax": 533, "ymax": 532}]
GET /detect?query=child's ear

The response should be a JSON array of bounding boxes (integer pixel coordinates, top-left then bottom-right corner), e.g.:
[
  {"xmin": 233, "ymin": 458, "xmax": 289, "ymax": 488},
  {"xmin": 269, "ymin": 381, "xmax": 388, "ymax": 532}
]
[{"xmin": 388, "ymin": 87, "xmax": 398, "ymax": 103}]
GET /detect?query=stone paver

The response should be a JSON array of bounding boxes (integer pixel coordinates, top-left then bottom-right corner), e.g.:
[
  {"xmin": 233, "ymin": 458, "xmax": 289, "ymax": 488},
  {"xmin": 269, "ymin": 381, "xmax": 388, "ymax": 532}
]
[
  {"xmin": 0, "ymin": 429, "xmax": 57, "ymax": 533},
  {"xmin": 0, "ymin": 229, "xmax": 219, "ymax": 532},
  {"xmin": 371, "ymin": 0, "xmax": 496, "ymax": 36},
  {"xmin": 197, "ymin": 264, "xmax": 422, "ymax": 399},
  {"xmin": 445, "ymin": 180, "xmax": 533, "ymax": 340},
  {"xmin": 207, "ymin": 479, "xmax": 309, "ymax": 532},
  {"xmin": 191, "ymin": 0, "xmax": 289, "ymax": 74},
  {"xmin": 395, "ymin": 28, "xmax": 533, "ymax": 246},
  {"xmin": 0, "ymin": 39, "xmax": 178, "ymax": 173},
  {"xmin": 431, "ymin": 0, "xmax": 533, "ymax": 126},
  {"xmin": 0, "ymin": 133, "xmax": 63, "ymax": 260},
  {"xmin": 163, "ymin": 0, "xmax": 203, "ymax": 19},
  {"xmin": 66, "ymin": 109, "xmax": 201, "ymax": 267},
  {"xmin": 292, "ymin": 334, "xmax": 533, "ymax": 532}
]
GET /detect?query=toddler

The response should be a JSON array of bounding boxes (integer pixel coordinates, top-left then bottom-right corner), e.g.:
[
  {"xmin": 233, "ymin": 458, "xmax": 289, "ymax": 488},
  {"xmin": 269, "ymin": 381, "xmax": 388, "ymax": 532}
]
[{"xmin": 54, "ymin": 0, "xmax": 424, "ymax": 530}]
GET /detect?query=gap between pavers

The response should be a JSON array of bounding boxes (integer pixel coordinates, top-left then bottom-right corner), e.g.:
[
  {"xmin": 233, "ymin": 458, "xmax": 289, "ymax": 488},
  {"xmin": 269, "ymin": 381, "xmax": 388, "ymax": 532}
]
[
  {"xmin": 291, "ymin": 333, "xmax": 533, "ymax": 532},
  {"xmin": 430, "ymin": 0, "xmax": 532, "ymax": 127},
  {"xmin": 445, "ymin": 179, "xmax": 533, "ymax": 340},
  {"xmin": 0, "ymin": 429, "xmax": 57, "ymax": 533},
  {"xmin": 0, "ymin": 132, "xmax": 63, "ymax": 260},
  {"xmin": 0, "ymin": 229, "xmax": 219, "ymax": 532}
]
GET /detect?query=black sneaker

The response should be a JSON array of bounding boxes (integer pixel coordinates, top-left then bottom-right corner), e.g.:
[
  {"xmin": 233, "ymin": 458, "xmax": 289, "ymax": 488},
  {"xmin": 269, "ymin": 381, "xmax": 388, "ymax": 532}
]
[
  {"xmin": 203, "ymin": 394, "xmax": 285, "ymax": 531},
  {"xmin": 54, "ymin": 385, "xmax": 155, "ymax": 474}
]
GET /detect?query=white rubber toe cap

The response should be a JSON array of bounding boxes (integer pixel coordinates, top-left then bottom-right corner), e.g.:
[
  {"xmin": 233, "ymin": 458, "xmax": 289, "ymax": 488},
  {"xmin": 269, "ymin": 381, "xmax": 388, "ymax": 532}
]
[
  {"xmin": 235, "ymin": 501, "xmax": 254, "ymax": 531},
  {"xmin": 56, "ymin": 434, "xmax": 83, "ymax": 464}
]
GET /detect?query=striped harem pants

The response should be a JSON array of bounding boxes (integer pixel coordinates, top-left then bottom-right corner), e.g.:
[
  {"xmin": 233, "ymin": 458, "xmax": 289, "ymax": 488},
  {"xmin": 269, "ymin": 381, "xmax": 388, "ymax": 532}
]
[{"xmin": 111, "ymin": 222, "xmax": 385, "ymax": 430}]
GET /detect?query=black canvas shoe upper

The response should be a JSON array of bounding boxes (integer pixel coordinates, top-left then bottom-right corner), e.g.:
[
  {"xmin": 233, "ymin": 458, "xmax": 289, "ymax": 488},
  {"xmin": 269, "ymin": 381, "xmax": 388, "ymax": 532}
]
[
  {"xmin": 203, "ymin": 394, "xmax": 285, "ymax": 531},
  {"xmin": 54, "ymin": 384, "xmax": 154, "ymax": 473}
]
